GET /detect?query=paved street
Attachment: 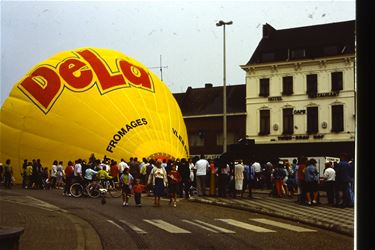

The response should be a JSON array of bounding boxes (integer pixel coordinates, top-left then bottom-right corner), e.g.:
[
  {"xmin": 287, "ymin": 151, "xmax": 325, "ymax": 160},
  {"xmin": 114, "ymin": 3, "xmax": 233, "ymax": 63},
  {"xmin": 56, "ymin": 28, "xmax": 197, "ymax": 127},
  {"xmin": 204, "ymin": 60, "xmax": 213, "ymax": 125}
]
[
  {"xmin": 0, "ymin": 187, "xmax": 353, "ymax": 250},
  {"xmin": 190, "ymin": 190, "xmax": 354, "ymax": 236}
]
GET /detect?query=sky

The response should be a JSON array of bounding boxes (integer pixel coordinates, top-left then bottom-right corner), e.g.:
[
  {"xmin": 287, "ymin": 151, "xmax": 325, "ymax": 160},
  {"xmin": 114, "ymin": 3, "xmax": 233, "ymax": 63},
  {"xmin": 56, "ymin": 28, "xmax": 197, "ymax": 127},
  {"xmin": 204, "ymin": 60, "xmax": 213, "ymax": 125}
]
[{"xmin": 1, "ymin": 0, "xmax": 355, "ymax": 105}]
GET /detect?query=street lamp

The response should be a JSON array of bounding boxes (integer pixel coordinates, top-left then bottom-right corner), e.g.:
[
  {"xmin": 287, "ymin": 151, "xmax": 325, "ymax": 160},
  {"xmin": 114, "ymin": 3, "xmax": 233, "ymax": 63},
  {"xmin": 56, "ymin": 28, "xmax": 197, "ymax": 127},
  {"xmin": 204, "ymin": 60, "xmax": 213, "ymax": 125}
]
[{"xmin": 216, "ymin": 20, "xmax": 233, "ymax": 153}]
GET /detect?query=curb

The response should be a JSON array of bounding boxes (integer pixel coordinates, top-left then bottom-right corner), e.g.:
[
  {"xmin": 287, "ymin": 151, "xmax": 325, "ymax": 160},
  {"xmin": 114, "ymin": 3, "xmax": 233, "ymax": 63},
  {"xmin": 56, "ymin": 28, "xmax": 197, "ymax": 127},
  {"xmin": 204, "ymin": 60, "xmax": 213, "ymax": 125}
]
[
  {"xmin": 64, "ymin": 211, "xmax": 103, "ymax": 250},
  {"xmin": 189, "ymin": 197, "xmax": 353, "ymax": 237},
  {"xmin": 0, "ymin": 190, "xmax": 103, "ymax": 250}
]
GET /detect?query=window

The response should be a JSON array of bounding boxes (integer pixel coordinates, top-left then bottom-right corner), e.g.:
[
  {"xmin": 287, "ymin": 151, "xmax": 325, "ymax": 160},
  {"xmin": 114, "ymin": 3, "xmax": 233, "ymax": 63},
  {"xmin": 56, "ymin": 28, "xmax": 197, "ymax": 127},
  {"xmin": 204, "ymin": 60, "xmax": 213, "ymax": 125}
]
[
  {"xmin": 282, "ymin": 76, "xmax": 293, "ymax": 96},
  {"xmin": 189, "ymin": 133, "xmax": 205, "ymax": 146},
  {"xmin": 331, "ymin": 72, "xmax": 343, "ymax": 92},
  {"xmin": 217, "ymin": 132, "xmax": 238, "ymax": 146},
  {"xmin": 332, "ymin": 105, "xmax": 344, "ymax": 132},
  {"xmin": 282, "ymin": 108, "xmax": 294, "ymax": 135},
  {"xmin": 307, "ymin": 106, "xmax": 318, "ymax": 134},
  {"xmin": 259, "ymin": 78, "xmax": 270, "ymax": 97},
  {"xmin": 291, "ymin": 49, "xmax": 305, "ymax": 59},
  {"xmin": 259, "ymin": 110, "xmax": 270, "ymax": 135},
  {"xmin": 306, "ymin": 74, "xmax": 318, "ymax": 98}
]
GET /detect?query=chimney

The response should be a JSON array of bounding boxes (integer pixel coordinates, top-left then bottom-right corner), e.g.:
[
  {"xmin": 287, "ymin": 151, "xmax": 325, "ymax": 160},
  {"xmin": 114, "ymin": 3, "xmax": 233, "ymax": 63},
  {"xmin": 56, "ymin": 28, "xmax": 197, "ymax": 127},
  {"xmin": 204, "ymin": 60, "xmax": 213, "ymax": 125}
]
[
  {"xmin": 262, "ymin": 23, "xmax": 276, "ymax": 38},
  {"xmin": 205, "ymin": 83, "xmax": 213, "ymax": 88}
]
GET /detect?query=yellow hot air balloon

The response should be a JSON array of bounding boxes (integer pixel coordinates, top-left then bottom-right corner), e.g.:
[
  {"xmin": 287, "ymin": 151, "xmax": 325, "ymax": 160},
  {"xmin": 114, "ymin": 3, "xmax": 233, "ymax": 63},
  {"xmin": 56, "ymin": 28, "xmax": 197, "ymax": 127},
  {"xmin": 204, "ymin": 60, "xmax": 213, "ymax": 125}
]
[{"xmin": 0, "ymin": 48, "xmax": 189, "ymax": 183}]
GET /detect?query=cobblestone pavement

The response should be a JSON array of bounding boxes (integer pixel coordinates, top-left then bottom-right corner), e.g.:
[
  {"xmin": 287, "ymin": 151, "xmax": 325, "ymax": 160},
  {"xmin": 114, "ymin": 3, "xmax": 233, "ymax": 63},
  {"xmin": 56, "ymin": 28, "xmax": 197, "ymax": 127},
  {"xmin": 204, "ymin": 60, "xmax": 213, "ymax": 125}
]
[{"xmin": 0, "ymin": 190, "xmax": 101, "ymax": 250}]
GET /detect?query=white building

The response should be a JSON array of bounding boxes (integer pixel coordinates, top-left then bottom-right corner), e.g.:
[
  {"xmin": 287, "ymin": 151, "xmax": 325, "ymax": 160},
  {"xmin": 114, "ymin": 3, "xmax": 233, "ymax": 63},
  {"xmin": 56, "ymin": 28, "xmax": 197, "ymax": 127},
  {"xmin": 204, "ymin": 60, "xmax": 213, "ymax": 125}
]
[{"xmin": 240, "ymin": 20, "xmax": 355, "ymax": 160}]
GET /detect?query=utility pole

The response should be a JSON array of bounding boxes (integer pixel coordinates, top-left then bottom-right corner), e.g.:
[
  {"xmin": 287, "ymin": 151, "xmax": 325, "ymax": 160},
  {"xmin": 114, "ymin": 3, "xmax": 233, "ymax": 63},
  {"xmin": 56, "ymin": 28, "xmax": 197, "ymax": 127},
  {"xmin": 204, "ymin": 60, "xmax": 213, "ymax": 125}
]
[
  {"xmin": 216, "ymin": 20, "xmax": 233, "ymax": 154},
  {"xmin": 149, "ymin": 55, "xmax": 168, "ymax": 81}
]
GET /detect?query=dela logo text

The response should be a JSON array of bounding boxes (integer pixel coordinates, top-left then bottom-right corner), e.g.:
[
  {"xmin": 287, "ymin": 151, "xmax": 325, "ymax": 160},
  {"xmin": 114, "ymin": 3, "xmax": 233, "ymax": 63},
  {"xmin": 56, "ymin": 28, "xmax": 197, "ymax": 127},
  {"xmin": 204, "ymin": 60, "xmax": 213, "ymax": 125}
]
[{"xmin": 18, "ymin": 48, "xmax": 155, "ymax": 114}]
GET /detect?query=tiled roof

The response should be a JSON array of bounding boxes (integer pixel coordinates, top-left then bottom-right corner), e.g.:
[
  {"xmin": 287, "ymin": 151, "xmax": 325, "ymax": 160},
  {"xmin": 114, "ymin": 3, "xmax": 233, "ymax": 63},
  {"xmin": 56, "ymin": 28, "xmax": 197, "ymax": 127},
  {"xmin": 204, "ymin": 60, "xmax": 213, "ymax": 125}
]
[
  {"xmin": 246, "ymin": 20, "xmax": 355, "ymax": 65},
  {"xmin": 173, "ymin": 84, "xmax": 246, "ymax": 116}
]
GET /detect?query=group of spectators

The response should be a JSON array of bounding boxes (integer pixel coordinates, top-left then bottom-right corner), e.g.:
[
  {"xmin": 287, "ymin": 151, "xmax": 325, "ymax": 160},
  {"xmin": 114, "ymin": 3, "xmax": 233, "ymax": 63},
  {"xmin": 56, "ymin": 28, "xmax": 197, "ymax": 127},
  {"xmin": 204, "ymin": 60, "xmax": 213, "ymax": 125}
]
[
  {"xmin": 188, "ymin": 153, "xmax": 354, "ymax": 208},
  {"xmin": 1, "ymin": 152, "xmax": 354, "ymax": 209}
]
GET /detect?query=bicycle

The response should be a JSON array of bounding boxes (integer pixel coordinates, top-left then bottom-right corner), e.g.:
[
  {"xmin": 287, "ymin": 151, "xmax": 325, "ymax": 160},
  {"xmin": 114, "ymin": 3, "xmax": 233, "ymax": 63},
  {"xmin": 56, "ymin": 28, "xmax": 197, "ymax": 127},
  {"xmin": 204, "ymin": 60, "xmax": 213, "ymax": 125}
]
[
  {"xmin": 101, "ymin": 179, "xmax": 122, "ymax": 198},
  {"xmin": 86, "ymin": 181, "xmax": 101, "ymax": 198},
  {"xmin": 87, "ymin": 180, "xmax": 110, "ymax": 205},
  {"xmin": 70, "ymin": 181, "xmax": 89, "ymax": 198},
  {"xmin": 86, "ymin": 179, "xmax": 122, "ymax": 198}
]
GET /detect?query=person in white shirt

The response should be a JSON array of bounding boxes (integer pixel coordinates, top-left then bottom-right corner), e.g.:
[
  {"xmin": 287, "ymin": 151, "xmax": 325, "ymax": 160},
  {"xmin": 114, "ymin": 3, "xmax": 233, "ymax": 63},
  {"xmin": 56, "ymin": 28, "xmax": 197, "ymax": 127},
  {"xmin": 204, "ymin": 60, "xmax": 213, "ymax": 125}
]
[
  {"xmin": 323, "ymin": 162, "xmax": 336, "ymax": 205},
  {"xmin": 84, "ymin": 167, "xmax": 98, "ymax": 182},
  {"xmin": 50, "ymin": 160, "xmax": 58, "ymax": 189},
  {"xmin": 251, "ymin": 161, "xmax": 261, "ymax": 188},
  {"xmin": 234, "ymin": 160, "xmax": 245, "ymax": 198},
  {"xmin": 118, "ymin": 159, "xmax": 129, "ymax": 175},
  {"xmin": 194, "ymin": 155, "xmax": 209, "ymax": 196},
  {"xmin": 56, "ymin": 161, "xmax": 65, "ymax": 189},
  {"xmin": 74, "ymin": 159, "xmax": 83, "ymax": 183}
]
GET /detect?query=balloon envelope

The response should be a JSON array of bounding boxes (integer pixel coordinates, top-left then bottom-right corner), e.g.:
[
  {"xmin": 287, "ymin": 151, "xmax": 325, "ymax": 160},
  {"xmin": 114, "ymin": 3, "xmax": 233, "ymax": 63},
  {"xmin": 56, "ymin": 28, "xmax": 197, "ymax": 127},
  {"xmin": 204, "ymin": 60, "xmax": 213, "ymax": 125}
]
[{"xmin": 1, "ymin": 48, "xmax": 189, "ymax": 182}]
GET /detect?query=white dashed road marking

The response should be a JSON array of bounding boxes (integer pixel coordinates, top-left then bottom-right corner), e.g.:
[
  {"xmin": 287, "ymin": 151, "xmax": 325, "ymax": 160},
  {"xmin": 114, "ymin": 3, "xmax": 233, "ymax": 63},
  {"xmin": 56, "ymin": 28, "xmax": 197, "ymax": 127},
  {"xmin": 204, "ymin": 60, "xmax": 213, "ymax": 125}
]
[
  {"xmin": 250, "ymin": 218, "xmax": 317, "ymax": 232},
  {"xmin": 216, "ymin": 219, "xmax": 276, "ymax": 233},
  {"xmin": 144, "ymin": 219, "xmax": 191, "ymax": 233}
]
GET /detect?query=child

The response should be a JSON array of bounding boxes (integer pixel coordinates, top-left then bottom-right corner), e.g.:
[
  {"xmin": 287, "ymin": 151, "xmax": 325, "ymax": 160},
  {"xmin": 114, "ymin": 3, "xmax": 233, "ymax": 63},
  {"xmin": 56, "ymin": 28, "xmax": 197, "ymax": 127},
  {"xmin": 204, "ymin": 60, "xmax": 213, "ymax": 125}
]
[
  {"xmin": 133, "ymin": 179, "xmax": 145, "ymax": 207},
  {"xmin": 167, "ymin": 163, "xmax": 182, "ymax": 207},
  {"xmin": 120, "ymin": 167, "xmax": 133, "ymax": 207}
]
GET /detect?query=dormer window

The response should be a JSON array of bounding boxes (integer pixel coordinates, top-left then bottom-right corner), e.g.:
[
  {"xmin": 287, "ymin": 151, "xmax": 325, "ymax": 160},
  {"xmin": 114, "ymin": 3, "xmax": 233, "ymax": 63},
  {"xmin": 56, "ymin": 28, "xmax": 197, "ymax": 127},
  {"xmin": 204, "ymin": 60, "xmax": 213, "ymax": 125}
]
[{"xmin": 291, "ymin": 49, "xmax": 306, "ymax": 59}]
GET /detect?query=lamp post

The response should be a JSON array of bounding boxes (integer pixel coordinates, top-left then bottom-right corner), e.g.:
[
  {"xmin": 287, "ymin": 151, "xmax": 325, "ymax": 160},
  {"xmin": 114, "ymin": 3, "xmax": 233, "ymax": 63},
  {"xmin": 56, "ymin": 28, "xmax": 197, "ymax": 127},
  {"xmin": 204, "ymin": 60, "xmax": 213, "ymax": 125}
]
[{"xmin": 216, "ymin": 20, "xmax": 233, "ymax": 153}]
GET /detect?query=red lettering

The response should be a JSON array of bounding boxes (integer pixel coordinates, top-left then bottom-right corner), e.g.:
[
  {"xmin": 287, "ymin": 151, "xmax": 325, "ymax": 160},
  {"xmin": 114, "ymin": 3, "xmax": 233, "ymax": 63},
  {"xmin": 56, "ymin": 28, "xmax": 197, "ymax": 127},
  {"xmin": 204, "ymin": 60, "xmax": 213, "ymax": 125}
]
[
  {"xmin": 18, "ymin": 48, "xmax": 155, "ymax": 114},
  {"xmin": 78, "ymin": 49, "xmax": 126, "ymax": 91},
  {"xmin": 19, "ymin": 66, "xmax": 62, "ymax": 112},
  {"xmin": 59, "ymin": 59, "xmax": 93, "ymax": 90},
  {"xmin": 119, "ymin": 60, "xmax": 152, "ymax": 90}
]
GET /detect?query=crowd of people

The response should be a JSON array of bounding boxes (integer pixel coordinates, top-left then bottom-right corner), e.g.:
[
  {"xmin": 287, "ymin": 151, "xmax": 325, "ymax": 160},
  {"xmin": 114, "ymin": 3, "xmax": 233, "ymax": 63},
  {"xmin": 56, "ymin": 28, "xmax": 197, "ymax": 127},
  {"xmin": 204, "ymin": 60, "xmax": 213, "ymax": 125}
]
[{"xmin": 0, "ymin": 152, "xmax": 354, "ymax": 208}]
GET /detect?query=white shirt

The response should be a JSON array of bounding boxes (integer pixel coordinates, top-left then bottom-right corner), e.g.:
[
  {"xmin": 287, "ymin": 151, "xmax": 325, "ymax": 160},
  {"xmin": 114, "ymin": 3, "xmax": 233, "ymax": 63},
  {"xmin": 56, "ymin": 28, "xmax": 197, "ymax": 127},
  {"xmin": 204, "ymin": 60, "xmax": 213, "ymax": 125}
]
[
  {"xmin": 118, "ymin": 161, "xmax": 129, "ymax": 173},
  {"xmin": 195, "ymin": 159, "xmax": 209, "ymax": 176},
  {"xmin": 51, "ymin": 164, "xmax": 58, "ymax": 177},
  {"xmin": 74, "ymin": 163, "xmax": 82, "ymax": 176},
  {"xmin": 85, "ymin": 168, "xmax": 97, "ymax": 180},
  {"xmin": 189, "ymin": 162, "xmax": 196, "ymax": 170},
  {"xmin": 252, "ymin": 162, "xmax": 261, "ymax": 173},
  {"xmin": 323, "ymin": 167, "xmax": 336, "ymax": 181},
  {"xmin": 57, "ymin": 164, "xmax": 64, "ymax": 177},
  {"xmin": 234, "ymin": 163, "xmax": 245, "ymax": 180}
]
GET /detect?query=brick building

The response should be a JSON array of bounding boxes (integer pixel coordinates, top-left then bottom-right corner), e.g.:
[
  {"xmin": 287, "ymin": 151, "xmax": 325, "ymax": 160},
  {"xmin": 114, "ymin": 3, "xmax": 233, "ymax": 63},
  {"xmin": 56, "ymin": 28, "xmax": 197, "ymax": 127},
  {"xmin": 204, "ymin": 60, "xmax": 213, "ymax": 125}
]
[{"xmin": 173, "ymin": 83, "xmax": 246, "ymax": 158}]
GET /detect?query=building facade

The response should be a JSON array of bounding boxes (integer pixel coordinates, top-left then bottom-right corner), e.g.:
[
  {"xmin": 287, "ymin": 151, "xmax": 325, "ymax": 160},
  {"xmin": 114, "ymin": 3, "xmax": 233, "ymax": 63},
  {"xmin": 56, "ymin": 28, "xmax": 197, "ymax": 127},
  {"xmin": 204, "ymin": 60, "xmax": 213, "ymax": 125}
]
[
  {"xmin": 174, "ymin": 84, "xmax": 246, "ymax": 158},
  {"xmin": 241, "ymin": 20, "xmax": 355, "ymax": 161}
]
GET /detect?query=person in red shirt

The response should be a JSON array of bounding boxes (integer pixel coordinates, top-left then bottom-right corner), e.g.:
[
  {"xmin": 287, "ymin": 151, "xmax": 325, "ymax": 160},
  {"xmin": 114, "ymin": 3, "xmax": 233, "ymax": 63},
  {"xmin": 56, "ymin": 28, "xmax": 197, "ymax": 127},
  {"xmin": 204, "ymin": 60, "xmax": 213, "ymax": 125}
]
[
  {"xmin": 167, "ymin": 163, "xmax": 182, "ymax": 207},
  {"xmin": 63, "ymin": 161, "xmax": 74, "ymax": 196},
  {"xmin": 297, "ymin": 156, "xmax": 308, "ymax": 204},
  {"xmin": 133, "ymin": 178, "xmax": 145, "ymax": 206},
  {"xmin": 110, "ymin": 161, "xmax": 120, "ymax": 183}
]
